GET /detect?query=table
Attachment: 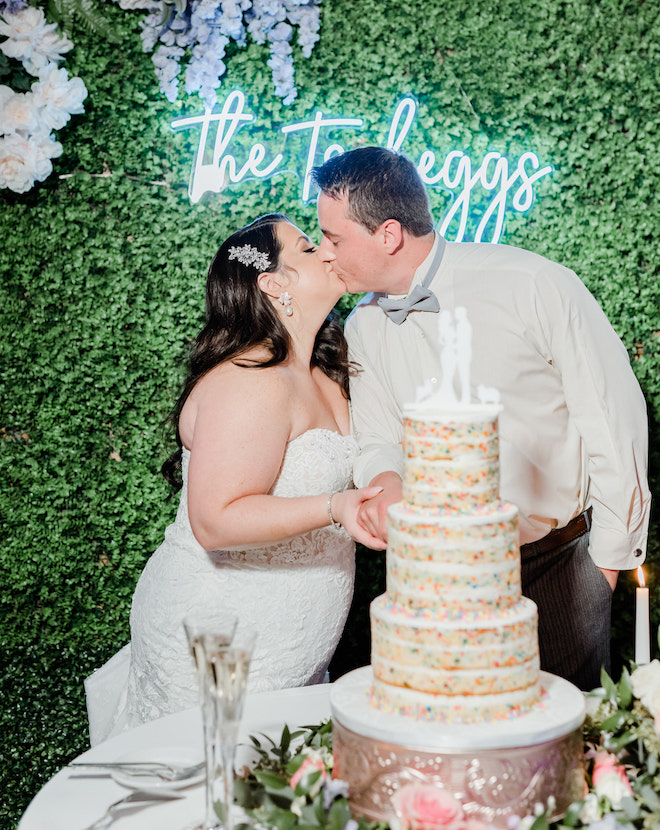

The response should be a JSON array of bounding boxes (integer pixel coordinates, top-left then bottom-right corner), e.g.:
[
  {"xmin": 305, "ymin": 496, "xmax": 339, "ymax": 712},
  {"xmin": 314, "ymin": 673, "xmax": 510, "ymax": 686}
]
[{"xmin": 19, "ymin": 684, "xmax": 331, "ymax": 830}]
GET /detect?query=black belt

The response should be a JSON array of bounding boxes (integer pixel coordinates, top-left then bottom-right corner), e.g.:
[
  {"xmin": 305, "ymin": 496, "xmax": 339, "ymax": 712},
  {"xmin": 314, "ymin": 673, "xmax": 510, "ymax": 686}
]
[{"xmin": 521, "ymin": 507, "xmax": 592, "ymax": 557}]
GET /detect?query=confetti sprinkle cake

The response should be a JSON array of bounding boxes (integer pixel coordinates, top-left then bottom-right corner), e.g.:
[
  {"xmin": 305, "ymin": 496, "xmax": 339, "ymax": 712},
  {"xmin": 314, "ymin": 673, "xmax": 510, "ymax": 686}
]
[{"xmin": 370, "ymin": 405, "xmax": 541, "ymax": 723}]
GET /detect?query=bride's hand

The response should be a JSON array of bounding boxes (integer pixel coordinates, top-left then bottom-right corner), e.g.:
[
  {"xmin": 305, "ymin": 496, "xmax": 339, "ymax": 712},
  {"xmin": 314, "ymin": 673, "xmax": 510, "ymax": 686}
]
[
  {"xmin": 355, "ymin": 471, "xmax": 402, "ymax": 544},
  {"xmin": 331, "ymin": 487, "xmax": 387, "ymax": 550}
]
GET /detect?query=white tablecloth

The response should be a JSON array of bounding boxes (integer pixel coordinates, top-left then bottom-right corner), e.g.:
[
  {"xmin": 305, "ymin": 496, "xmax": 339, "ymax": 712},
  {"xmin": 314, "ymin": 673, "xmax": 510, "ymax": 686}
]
[{"xmin": 19, "ymin": 684, "xmax": 331, "ymax": 830}]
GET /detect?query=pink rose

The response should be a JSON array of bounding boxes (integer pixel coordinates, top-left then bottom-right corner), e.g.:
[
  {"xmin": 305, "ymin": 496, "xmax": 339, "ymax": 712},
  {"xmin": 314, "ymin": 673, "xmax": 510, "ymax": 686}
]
[
  {"xmin": 392, "ymin": 784, "xmax": 464, "ymax": 830},
  {"xmin": 592, "ymin": 751, "xmax": 633, "ymax": 809},
  {"xmin": 592, "ymin": 751, "xmax": 630, "ymax": 787},
  {"xmin": 290, "ymin": 755, "xmax": 327, "ymax": 792}
]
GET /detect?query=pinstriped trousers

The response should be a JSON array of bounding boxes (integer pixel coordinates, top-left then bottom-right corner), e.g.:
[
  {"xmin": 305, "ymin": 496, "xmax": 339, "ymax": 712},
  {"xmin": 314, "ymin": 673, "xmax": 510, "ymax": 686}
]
[{"xmin": 520, "ymin": 531, "xmax": 612, "ymax": 691}]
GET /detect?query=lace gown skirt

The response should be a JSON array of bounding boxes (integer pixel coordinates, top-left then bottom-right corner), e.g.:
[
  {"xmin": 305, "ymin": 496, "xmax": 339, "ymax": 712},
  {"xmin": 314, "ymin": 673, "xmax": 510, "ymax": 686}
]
[{"xmin": 86, "ymin": 430, "xmax": 357, "ymax": 744}]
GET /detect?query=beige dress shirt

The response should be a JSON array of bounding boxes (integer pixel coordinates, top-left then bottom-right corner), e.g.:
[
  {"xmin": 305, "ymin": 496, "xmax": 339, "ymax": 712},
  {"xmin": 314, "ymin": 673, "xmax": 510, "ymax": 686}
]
[{"xmin": 346, "ymin": 235, "xmax": 650, "ymax": 570}]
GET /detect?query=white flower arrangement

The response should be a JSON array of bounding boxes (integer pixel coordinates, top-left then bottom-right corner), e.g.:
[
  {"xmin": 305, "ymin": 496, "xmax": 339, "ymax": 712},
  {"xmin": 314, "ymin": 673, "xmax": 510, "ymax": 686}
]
[
  {"xmin": 513, "ymin": 661, "xmax": 660, "ymax": 830},
  {"xmin": 0, "ymin": 2, "xmax": 87, "ymax": 194},
  {"xmin": 115, "ymin": 0, "xmax": 321, "ymax": 108}
]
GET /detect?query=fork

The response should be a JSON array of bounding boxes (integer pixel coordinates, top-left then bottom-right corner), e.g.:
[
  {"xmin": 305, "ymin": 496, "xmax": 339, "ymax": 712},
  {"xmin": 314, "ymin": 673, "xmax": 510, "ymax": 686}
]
[
  {"xmin": 69, "ymin": 760, "xmax": 205, "ymax": 781},
  {"xmin": 82, "ymin": 789, "xmax": 183, "ymax": 830}
]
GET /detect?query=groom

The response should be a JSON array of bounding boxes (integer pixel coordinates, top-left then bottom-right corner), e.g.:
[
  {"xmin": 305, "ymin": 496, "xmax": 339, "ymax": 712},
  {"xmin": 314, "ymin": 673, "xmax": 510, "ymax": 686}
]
[{"xmin": 311, "ymin": 147, "xmax": 651, "ymax": 691}]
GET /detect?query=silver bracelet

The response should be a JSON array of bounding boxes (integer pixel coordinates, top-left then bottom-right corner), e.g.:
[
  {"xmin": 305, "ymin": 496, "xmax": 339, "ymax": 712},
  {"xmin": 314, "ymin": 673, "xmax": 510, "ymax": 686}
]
[{"xmin": 327, "ymin": 493, "xmax": 341, "ymax": 529}]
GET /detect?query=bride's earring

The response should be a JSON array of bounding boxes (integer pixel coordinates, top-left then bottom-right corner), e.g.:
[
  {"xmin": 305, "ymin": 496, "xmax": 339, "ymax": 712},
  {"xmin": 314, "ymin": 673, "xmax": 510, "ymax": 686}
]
[{"xmin": 279, "ymin": 292, "xmax": 293, "ymax": 317}]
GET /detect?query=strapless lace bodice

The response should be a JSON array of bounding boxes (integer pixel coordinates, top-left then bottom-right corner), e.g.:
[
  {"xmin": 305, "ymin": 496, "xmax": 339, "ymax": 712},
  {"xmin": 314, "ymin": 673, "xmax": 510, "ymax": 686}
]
[{"xmin": 87, "ymin": 429, "xmax": 358, "ymax": 743}]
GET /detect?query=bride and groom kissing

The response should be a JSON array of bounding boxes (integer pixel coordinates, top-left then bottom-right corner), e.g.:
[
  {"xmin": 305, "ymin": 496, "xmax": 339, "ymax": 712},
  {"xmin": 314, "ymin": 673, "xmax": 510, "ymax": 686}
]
[{"xmin": 85, "ymin": 146, "xmax": 650, "ymax": 744}]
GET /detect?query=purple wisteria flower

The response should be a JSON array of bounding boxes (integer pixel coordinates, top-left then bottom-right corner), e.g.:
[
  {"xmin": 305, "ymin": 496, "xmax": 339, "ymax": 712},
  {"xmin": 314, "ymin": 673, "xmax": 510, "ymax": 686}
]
[
  {"xmin": 0, "ymin": 0, "xmax": 28, "ymax": 14},
  {"xmin": 120, "ymin": 0, "xmax": 321, "ymax": 107}
]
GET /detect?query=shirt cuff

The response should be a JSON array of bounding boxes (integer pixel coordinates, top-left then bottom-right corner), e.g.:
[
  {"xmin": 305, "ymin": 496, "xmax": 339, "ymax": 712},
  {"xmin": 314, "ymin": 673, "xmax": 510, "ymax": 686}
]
[
  {"xmin": 354, "ymin": 445, "xmax": 404, "ymax": 488},
  {"xmin": 588, "ymin": 521, "xmax": 648, "ymax": 570}
]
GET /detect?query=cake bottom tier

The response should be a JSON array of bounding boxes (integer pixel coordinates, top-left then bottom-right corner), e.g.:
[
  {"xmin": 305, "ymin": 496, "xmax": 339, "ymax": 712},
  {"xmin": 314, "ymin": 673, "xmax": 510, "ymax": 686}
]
[
  {"xmin": 330, "ymin": 667, "xmax": 585, "ymax": 828},
  {"xmin": 372, "ymin": 670, "xmax": 541, "ymax": 721}
]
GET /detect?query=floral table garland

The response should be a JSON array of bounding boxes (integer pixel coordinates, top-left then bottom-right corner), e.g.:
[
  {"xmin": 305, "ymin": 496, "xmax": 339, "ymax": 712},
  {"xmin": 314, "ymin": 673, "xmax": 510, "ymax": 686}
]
[{"xmin": 238, "ymin": 661, "xmax": 660, "ymax": 830}]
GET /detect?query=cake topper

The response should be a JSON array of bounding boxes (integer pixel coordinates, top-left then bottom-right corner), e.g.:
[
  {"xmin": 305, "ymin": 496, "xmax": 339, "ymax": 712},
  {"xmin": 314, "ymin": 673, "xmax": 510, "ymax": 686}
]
[{"xmin": 414, "ymin": 306, "xmax": 501, "ymax": 408}]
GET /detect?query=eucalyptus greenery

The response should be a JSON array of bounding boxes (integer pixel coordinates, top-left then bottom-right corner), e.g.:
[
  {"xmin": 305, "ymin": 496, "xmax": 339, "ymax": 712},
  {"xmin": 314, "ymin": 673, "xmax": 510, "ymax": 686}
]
[
  {"xmin": 236, "ymin": 721, "xmax": 383, "ymax": 830},
  {"xmin": 525, "ymin": 663, "xmax": 660, "ymax": 830}
]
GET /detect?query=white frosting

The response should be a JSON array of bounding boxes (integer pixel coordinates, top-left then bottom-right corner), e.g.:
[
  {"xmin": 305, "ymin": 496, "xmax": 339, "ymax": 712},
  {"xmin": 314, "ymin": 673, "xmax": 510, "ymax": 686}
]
[{"xmin": 331, "ymin": 667, "xmax": 585, "ymax": 748}]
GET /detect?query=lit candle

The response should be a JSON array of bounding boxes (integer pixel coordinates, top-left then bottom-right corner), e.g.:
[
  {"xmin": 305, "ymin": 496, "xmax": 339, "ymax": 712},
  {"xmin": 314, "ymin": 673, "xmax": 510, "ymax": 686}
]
[{"xmin": 635, "ymin": 566, "xmax": 650, "ymax": 665}]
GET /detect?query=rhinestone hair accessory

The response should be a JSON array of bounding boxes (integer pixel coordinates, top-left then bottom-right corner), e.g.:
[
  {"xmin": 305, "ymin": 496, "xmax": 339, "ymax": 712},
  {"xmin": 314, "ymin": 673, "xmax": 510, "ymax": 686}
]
[{"xmin": 228, "ymin": 244, "xmax": 271, "ymax": 271}]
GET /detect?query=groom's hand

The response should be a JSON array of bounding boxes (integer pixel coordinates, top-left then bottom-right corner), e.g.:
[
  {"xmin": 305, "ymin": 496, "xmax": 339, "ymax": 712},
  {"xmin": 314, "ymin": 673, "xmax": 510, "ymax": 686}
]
[{"xmin": 357, "ymin": 471, "xmax": 403, "ymax": 547}]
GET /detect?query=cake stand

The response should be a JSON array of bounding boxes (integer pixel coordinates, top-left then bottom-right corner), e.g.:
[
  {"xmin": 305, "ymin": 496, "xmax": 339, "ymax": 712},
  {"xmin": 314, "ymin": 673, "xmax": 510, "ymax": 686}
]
[{"xmin": 331, "ymin": 667, "xmax": 586, "ymax": 828}]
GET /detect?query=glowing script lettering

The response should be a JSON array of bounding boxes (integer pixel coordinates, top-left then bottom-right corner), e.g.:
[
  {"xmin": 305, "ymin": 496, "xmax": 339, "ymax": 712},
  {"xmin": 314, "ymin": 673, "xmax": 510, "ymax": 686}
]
[
  {"xmin": 171, "ymin": 92, "xmax": 553, "ymax": 243},
  {"xmin": 385, "ymin": 98, "xmax": 553, "ymax": 243},
  {"xmin": 282, "ymin": 111, "xmax": 363, "ymax": 201},
  {"xmin": 171, "ymin": 91, "xmax": 284, "ymax": 204}
]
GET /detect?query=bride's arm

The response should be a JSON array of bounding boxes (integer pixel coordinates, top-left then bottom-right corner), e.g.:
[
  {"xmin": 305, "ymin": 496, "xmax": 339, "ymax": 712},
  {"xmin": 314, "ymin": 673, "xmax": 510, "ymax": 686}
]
[{"xmin": 183, "ymin": 364, "xmax": 384, "ymax": 551}]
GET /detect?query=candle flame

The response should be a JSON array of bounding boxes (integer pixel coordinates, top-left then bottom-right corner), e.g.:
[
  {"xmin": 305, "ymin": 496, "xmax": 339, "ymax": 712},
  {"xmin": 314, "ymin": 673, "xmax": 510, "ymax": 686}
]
[{"xmin": 637, "ymin": 566, "xmax": 646, "ymax": 588}]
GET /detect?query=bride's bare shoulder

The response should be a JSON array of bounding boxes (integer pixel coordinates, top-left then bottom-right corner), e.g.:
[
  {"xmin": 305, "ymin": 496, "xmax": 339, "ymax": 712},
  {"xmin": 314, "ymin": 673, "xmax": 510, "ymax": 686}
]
[{"xmin": 193, "ymin": 354, "xmax": 292, "ymax": 404}]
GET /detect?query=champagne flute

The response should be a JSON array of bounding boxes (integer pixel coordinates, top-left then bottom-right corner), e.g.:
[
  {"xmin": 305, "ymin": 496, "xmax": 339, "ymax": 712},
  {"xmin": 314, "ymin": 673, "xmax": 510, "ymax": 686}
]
[
  {"xmin": 208, "ymin": 630, "xmax": 257, "ymax": 830},
  {"xmin": 183, "ymin": 613, "xmax": 238, "ymax": 830}
]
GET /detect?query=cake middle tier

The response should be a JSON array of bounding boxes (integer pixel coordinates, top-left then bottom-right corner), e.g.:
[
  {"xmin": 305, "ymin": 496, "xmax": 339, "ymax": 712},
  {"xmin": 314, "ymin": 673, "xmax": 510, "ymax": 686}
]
[
  {"xmin": 402, "ymin": 455, "xmax": 500, "ymax": 509},
  {"xmin": 387, "ymin": 501, "xmax": 520, "ymax": 611}
]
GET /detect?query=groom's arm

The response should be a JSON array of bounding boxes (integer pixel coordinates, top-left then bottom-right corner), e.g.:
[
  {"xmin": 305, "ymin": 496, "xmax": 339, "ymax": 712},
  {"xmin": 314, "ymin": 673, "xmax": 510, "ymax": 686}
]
[{"xmin": 345, "ymin": 302, "xmax": 405, "ymax": 543}]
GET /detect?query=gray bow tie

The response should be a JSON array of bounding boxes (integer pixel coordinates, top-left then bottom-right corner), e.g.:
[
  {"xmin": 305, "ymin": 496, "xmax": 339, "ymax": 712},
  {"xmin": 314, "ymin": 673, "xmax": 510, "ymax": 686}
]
[
  {"xmin": 377, "ymin": 285, "xmax": 440, "ymax": 325},
  {"xmin": 376, "ymin": 234, "xmax": 446, "ymax": 325}
]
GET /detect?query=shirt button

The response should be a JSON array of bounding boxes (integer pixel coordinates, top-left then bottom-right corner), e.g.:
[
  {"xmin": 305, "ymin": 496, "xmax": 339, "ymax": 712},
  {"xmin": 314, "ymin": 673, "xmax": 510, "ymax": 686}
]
[{"xmin": 634, "ymin": 548, "xmax": 643, "ymax": 557}]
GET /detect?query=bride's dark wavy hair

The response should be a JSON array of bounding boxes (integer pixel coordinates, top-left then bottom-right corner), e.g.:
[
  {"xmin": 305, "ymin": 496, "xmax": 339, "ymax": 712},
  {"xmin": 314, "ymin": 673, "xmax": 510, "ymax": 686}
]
[{"xmin": 161, "ymin": 213, "xmax": 353, "ymax": 492}]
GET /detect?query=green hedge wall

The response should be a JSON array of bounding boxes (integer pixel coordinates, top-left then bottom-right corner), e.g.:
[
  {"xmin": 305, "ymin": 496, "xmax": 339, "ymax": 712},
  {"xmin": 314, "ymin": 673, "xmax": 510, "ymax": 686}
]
[{"xmin": 2, "ymin": 1, "xmax": 659, "ymax": 826}]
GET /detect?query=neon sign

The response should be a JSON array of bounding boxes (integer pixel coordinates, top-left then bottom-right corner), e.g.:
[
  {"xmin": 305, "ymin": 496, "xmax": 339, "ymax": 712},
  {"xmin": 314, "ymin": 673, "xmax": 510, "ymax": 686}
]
[{"xmin": 171, "ymin": 91, "xmax": 553, "ymax": 243}]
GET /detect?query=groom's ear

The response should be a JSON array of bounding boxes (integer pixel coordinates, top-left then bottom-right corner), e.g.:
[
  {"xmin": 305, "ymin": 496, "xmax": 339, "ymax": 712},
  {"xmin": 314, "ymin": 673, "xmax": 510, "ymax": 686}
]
[
  {"xmin": 380, "ymin": 219, "xmax": 404, "ymax": 254},
  {"xmin": 257, "ymin": 271, "xmax": 286, "ymax": 299}
]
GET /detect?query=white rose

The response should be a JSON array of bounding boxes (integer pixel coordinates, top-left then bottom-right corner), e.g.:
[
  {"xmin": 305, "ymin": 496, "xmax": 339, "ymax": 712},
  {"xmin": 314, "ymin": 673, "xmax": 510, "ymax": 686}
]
[
  {"xmin": 644, "ymin": 687, "xmax": 660, "ymax": 717},
  {"xmin": 630, "ymin": 660, "xmax": 660, "ymax": 706},
  {"xmin": 0, "ymin": 7, "xmax": 56, "ymax": 73},
  {"xmin": 0, "ymin": 6, "xmax": 50, "ymax": 44},
  {"xmin": 32, "ymin": 66, "xmax": 87, "ymax": 131},
  {"xmin": 29, "ymin": 132, "xmax": 63, "ymax": 161},
  {"xmin": 579, "ymin": 793, "xmax": 601, "ymax": 823},
  {"xmin": 0, "ymin": 6, "xmax": 72, "ymax": 76},
  {"xmin": 30, "ymin": 27, "xmax": 73, "ymax": 67},
  {"xmin": 593, "ymin": 772, "xmax": 633, "ymax": 810},
  {"xmin": 0, "ymin": 132, "xmax": 61, "ymax": 193},
  {"xmin": 0, "ymin": 89, "xmax": 40, "ymax": 136},
  {"xmin": 0, "ymin": 84, "xmax": 15, "ymax": 109}
]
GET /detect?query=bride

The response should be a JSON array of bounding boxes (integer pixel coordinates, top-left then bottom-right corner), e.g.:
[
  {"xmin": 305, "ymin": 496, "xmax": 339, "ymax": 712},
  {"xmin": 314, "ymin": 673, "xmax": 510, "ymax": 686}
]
[{"xmin": 85, "ymin": 213, "xmax": 384, "ymax": 745}]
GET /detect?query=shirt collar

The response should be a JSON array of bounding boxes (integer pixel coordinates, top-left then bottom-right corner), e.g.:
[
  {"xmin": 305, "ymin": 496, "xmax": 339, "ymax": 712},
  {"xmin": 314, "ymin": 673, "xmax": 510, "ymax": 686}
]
[{"xmin": 388, "ymin": 233, "xmax": 446, "ymax": 298}]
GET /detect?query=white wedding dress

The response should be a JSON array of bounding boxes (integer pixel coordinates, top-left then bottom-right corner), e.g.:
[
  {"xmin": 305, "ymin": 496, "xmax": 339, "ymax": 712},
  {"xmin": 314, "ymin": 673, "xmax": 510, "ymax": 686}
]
[{"xmin": 85, "ymin": 429, "xmax": 358, "ymax": 745}]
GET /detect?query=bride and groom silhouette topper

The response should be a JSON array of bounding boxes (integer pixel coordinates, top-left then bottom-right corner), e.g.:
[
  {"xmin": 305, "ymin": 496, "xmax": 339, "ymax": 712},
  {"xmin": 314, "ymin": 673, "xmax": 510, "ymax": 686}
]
[{"xmin": 415, "ymin": 307, "xmax": 501, "ymax": 408}]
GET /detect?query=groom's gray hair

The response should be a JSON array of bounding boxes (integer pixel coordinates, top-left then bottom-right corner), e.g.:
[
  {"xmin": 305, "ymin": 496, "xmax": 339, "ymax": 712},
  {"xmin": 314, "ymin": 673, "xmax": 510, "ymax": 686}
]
[{"xmin": 311, "ymin": 147, "xmax": 433, "ymax": 237}]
